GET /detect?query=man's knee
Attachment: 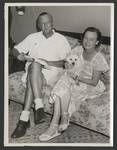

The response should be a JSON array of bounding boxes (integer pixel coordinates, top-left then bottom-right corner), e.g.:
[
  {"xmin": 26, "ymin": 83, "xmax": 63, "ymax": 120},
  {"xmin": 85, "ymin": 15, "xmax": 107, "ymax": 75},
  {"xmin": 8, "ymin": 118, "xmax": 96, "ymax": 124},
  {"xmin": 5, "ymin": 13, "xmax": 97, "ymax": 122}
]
[{"xmin": 28, "ymin": 62, "xmax": 42, "ymax": 74}]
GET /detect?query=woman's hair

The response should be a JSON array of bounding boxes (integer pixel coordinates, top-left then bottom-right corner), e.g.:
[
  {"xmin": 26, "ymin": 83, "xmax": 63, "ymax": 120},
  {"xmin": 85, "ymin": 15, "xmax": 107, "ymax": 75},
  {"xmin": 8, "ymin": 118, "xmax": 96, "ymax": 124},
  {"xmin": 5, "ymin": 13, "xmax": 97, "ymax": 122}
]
[
  {"xmin": 82, "ymin": 27, "xmax": 102, "ymax": 47},
  {"xmin": 36, "ymin": 12, "xmax": 53, "ymax": 31}
]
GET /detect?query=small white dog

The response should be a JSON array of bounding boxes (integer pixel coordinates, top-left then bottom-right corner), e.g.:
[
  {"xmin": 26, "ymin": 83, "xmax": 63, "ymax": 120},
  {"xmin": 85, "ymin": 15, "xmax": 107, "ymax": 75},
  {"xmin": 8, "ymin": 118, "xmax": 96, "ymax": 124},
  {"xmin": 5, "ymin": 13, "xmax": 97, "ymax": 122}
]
[
  {"xmin": 64, "ymin": 52, "xmax": 83, "ymax": 84},
  {"xmin": 49, "ymin": 52, "xmax": 83, "ymax": 104}
]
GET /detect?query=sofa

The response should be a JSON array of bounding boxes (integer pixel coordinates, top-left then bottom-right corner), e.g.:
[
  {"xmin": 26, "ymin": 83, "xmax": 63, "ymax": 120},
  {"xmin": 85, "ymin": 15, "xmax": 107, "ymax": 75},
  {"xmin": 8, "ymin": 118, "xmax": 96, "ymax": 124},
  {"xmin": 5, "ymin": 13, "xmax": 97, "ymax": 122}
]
[{"xmin": 9, "ymin": 35, "xmax": 110, "ymax": 136}]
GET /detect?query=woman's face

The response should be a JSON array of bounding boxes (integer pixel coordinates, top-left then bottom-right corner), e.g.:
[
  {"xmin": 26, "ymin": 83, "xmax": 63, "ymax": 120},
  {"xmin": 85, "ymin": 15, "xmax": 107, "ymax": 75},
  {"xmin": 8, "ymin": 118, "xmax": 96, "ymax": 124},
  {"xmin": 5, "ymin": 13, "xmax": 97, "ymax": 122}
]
[{"xmin": 83, "ymin": 31, "xmax": 99, "ymax": 51}]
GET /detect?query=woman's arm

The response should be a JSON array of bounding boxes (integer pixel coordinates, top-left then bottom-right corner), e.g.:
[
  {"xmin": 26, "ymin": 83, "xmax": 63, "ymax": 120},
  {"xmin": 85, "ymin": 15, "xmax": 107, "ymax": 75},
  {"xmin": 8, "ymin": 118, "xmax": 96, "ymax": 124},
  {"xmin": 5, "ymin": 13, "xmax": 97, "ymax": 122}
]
[{"xmin": 78, "ymin": 70, "xmax": 101, "ymax": 86}]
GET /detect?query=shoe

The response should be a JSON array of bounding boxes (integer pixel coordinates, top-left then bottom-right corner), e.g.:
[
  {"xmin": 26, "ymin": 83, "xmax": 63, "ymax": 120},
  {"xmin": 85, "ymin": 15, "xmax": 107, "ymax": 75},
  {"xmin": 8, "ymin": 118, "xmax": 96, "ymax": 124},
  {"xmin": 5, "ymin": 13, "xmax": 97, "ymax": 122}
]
[
  {"xmin": 39, "ymin": 124, "xmax": 61, "ymax": 141},
  {"xmin": 11, "ymin": 120, "xmax": 30, "ymax": 138},
  {"xmin": 59, "ymin": 112, "xmax": 70, "ymax": 133},
  {"xmin": 34, "ymin": 108, "xmax": 46, "ymax": 125}
]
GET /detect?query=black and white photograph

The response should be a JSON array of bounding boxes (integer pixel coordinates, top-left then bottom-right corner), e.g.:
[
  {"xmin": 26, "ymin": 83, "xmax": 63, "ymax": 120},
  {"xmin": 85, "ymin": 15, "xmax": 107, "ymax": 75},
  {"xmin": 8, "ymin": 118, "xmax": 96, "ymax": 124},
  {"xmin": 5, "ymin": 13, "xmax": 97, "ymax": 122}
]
[{"xmin": 4, "ymin": 3, "xmax": 114, "ymax": 147}]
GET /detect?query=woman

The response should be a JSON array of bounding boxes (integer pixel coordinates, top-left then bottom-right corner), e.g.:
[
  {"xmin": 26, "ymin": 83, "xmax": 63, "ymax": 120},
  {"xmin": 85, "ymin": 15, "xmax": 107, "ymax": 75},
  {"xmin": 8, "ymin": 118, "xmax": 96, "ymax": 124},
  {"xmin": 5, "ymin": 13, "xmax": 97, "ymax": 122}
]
[{"xmin": 39, "ymin": 27, "xmax": 109, "ymax": 141}]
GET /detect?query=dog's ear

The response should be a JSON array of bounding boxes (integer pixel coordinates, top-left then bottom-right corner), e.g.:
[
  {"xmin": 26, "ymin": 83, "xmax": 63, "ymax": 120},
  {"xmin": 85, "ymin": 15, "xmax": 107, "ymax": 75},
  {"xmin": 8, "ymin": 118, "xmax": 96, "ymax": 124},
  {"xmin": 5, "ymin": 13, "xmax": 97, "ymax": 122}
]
[
  {"xmin": 71, "ymin": 50, "xmax": 79, "ymax": 56},
  {"xmin": 71, "ymin": 50, "xmax": 76, "ymax": 55},
  {"xmin": 73, "ymin": 51, "xmax": 81, "ymax": 57},
  {"xmin": 72, "ymin": 47, "xmax": 82, "ymax": 57}
]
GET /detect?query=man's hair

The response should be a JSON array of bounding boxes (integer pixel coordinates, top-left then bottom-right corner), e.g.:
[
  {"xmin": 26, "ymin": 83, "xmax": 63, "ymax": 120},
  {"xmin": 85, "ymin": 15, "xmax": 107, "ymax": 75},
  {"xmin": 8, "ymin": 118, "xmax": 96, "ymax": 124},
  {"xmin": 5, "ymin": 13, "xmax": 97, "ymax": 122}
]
[
  {"xmin": 36, "ymin": 12, "xmax": 53, "ymax": 31},
  {"xmin": 82, "ymin": 27, "xmax": 102, "ymax": 47}
]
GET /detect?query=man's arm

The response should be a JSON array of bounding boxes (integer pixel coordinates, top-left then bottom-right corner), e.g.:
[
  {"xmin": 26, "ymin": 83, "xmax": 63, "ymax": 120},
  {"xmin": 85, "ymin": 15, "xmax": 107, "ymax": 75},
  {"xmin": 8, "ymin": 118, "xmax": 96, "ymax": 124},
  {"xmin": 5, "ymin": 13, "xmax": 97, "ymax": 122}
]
[
  {"xmin": 12, "ymin": 48, "xmax": 26, "ymax": 61},
  {"xmin": 12, "ymin": 48, "xmax": 20, "ymax": 58},
  {"xmin": 37, "ymin": 58, "xmax": 66, "ymax": 68},
  {"xmin": 12, "ymin": 49, "xmax": 65, "ymax": 66},
  {"xmin": 47, "ymin": 60, "xmax": 65, "ymax": 68}
]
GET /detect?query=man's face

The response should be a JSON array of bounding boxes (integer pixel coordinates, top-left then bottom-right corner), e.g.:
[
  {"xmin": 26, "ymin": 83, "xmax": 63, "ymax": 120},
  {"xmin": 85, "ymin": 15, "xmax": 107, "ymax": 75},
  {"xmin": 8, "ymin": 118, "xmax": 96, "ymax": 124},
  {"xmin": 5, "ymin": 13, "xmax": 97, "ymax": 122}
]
[{"xmin": 38, "ymin": 14, "xmax": 53, "ymax": 36}]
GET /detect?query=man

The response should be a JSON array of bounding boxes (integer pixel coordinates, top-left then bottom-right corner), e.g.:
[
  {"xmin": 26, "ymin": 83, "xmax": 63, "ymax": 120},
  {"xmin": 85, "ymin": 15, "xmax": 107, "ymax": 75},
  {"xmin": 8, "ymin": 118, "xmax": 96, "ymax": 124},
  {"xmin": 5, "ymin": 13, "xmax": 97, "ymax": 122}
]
[{"xmin": 11, "ymin": 12, "xmax": 71, "ymax": 138}]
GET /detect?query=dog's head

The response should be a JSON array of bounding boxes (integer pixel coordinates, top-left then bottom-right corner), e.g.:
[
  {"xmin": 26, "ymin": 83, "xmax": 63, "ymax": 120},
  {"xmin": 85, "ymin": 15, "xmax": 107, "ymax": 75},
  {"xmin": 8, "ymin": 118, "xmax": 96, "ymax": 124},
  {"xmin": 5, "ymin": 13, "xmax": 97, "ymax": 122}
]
[{"xmin": 66, "ymin": 54, "xmax": 80, "ymax": 67}]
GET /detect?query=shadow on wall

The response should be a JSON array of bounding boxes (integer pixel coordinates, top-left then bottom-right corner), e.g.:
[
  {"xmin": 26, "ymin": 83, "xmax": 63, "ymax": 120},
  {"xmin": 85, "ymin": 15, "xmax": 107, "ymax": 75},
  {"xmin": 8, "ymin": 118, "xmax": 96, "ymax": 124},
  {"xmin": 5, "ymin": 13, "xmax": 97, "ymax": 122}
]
[{"xmin": 10, "ymin": 6, "xmax": 111, "ymax": 44}]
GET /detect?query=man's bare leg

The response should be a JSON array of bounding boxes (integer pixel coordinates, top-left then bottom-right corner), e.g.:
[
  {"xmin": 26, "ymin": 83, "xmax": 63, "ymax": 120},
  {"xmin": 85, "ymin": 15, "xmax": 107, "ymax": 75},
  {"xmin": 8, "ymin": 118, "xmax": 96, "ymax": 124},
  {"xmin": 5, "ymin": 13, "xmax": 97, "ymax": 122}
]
[
  {"xmin": 29, "ymin": 62, "xmax": 43, "ymax": 98},
  {"xmin": 11, "ymin": 62, "xmax": 45, "ymax": 138},
  {"xmin": 11, "ymin": 73, "xmax": 34, "ymax": 138},
  {"xmin": 28, "ymin": 62, "xmax": 46, "ymax": 124},
  {"xmin": 23, "ymin": 75, "xmax": 34, "ymax": 111}
]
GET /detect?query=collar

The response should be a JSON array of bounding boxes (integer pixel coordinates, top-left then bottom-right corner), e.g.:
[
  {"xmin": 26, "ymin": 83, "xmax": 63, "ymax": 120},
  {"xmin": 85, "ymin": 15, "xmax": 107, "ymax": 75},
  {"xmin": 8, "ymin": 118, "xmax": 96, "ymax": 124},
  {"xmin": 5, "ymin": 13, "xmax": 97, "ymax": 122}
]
[{"xmin": 41, "ymin": 29, "xmax": 55, "ymax": 39}]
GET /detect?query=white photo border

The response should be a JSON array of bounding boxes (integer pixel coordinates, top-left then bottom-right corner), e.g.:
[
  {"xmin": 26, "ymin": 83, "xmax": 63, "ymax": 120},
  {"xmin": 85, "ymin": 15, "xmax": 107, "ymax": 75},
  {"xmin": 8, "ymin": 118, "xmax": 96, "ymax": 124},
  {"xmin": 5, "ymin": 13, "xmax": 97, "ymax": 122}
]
[{"xmin": 4, "ymin": 2, "xmax": 114, "ymax": 147}]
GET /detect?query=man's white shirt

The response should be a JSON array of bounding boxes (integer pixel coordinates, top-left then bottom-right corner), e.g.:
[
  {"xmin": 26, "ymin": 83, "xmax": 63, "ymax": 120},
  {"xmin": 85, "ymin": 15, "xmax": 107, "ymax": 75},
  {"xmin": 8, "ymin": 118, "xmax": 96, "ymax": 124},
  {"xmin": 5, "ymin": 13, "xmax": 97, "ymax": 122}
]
[{"xmin": 14, "ymin": 31, "xmax": 71, "ymax": 84}]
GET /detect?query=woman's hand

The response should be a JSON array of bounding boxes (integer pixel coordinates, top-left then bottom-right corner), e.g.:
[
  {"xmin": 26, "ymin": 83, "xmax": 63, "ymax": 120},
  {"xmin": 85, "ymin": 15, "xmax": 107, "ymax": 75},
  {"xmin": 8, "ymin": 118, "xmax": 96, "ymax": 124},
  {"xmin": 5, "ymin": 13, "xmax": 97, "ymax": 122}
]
[
  {"xmin": 67, "ymin": 71, "xmax": 76, "ymax": 79},
  {"xmin": 75, "ymin": 75, "xmax": 79, "ymax": 85},
  {"xmin": 68, "ymin": 72, "xmax": 79, "ymax": 85},
  {"xmin": 64, "ymin": 61, "xmax": 74, "ymax": 69}
]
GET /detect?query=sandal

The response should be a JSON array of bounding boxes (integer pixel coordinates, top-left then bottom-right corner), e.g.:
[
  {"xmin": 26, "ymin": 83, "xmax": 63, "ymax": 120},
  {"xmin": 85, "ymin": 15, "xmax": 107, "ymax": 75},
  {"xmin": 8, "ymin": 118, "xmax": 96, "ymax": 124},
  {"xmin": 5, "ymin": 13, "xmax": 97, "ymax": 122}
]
[
  {"xmin": 39, "ymin": 124, "xmax": 61, "ymax": 141},
  {"xmin": 59, "ymin": 112, "xmax": 70, "ymax": 133}
]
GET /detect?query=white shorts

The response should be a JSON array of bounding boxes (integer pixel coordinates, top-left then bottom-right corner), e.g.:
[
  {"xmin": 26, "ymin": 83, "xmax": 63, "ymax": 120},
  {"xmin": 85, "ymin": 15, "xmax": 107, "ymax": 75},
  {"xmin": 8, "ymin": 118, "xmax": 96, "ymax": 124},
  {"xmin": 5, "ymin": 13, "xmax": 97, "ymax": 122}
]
[
  {"xmin": 21, "ymin": 62, "xmax": 64, "ymax": 87},
  {"xmin": 42, "ymin": 67, "xmax": 64, "ymax": 86}
]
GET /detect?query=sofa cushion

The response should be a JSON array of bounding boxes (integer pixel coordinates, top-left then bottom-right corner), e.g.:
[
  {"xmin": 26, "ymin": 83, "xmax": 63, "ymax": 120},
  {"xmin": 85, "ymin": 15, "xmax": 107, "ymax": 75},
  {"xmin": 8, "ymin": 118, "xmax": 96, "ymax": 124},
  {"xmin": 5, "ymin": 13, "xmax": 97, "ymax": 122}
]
[
  {"xmin": 65, "ymin": 35, "xmax": 81, "ymax": 49},
  {"xmin": 70, "ymin": 91, "xmax": 110, "ymax": 136},
  {"xmin": 9, "ymin": 71, "xmax": 26, "ymax": 104}
]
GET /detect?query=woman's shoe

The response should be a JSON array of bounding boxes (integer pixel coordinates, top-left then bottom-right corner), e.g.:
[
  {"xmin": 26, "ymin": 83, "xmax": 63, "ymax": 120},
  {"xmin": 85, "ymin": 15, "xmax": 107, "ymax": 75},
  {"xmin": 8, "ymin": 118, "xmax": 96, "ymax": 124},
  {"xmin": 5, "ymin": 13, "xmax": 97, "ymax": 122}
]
[
  {"xmin": 59, "ymin": 112, "xmax": 70, "ymax": 133},
  {"xmin": 39, "ymin": 124, "xmax": 61, "ymax": 141}
]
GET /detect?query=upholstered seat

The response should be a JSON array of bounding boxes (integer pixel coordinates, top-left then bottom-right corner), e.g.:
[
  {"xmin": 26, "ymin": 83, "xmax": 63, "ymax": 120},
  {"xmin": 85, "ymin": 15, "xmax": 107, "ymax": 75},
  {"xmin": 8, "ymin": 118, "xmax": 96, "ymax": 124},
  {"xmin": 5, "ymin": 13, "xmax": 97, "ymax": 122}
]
[{"xmin": 9, "ymin": 36, "xmax": 110, "ymax": 136}]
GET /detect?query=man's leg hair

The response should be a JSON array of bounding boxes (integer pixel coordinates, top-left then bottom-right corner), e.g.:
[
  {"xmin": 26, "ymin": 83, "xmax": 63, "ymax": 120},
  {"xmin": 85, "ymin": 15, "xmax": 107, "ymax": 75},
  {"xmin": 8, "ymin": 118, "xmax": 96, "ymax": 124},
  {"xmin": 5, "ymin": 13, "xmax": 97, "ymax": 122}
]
[{"xmin": 28, "ymin": 62, "xmax": 46, "ymax": 124}]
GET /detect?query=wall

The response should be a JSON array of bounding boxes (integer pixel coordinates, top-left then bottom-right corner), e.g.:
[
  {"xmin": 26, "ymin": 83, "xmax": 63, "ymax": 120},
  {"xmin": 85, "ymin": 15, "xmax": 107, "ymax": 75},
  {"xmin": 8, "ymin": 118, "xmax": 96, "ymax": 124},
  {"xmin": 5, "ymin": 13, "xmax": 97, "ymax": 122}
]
[{"xmin": 10, "ymin": 6, "xmax": 111, "ymax": 44}]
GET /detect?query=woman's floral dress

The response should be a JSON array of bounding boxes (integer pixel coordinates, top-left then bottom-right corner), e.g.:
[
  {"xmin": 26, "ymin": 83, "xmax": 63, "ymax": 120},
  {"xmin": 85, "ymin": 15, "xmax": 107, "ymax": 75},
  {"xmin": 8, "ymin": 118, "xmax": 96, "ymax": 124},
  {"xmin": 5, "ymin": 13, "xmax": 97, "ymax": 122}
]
[{"xmin": 50, "ymin": 46, "xmax": 109, "ymax": 116}]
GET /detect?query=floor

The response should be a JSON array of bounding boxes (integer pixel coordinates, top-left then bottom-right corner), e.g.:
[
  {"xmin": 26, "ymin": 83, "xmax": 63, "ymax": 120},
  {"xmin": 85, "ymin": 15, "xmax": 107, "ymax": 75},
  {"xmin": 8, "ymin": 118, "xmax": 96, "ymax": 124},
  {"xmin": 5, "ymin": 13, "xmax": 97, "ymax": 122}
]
[{"xmin": 8, "ymin": 101, "xmax": 109, "ymax": 144}]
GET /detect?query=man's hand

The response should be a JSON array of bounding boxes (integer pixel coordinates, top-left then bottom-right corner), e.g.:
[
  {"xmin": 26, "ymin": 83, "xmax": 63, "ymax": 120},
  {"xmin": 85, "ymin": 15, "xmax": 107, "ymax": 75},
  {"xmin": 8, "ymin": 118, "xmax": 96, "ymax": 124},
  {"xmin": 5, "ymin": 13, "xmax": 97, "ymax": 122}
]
[
  {"xmin": 24, "ymin": 55, "xmax": 34, "ymax": 62},
  {"xmin": 35, "ymin": 58, "xmax": 51, "ymax": 69},
  {"xmin": 17, "ymin": 53, "xmax": 34, "ymax": 62},
  {"xmin": 17, "ymin": 53, "xmax": 26, "ymax": 61},
  {"xmin": 35, "ymin": 58, "xmax": 48, "ymax": 66}
]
